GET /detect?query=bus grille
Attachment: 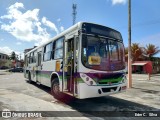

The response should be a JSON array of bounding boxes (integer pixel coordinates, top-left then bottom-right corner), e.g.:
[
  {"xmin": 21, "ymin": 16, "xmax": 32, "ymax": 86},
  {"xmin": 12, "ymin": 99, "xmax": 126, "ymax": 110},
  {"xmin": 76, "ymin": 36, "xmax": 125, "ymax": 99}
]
[
  {"xmin": 86, "ymin": 73, "xmax": 123, "ymax": 85},
  {"xmin": 98, "ymin": 81, "xmax": 119, "ymax": 85}
]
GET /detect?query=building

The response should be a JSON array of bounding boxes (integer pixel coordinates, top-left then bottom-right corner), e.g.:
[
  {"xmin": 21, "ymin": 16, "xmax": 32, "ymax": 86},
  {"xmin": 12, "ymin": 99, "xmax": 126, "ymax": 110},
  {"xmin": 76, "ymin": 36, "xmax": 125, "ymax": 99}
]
[
  {"xmin": 0, "ymin": 52, "xmax": 12, "ymax": 68},
  {"xmin": 24, "ymin": 46, "xmax": 37, "ymax": 54},
  {"xmin": 132, "ymin": 61, "xmax": 152, "ymax": 74}
]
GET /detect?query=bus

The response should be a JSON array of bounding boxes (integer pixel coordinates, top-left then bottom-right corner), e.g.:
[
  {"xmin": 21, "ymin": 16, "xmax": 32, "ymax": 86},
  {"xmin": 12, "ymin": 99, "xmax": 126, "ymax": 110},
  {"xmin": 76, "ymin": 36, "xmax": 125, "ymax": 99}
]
[{"xmin": 24, "ymin": 22, "xmax": 127, "ymax": 99}]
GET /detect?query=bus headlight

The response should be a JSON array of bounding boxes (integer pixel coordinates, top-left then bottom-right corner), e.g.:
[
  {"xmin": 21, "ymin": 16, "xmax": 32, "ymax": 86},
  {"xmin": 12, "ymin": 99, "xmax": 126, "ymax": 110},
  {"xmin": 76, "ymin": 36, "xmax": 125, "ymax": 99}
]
[
  {"xmin": 80, "ymin": 73, "xmax": 97, "ymax": 86},
  {"xmin": 86, "ymin": 77, "xmax": 89, "ymax": 81},
  {"xmin": 122, "ymin": 75, "xmax": 127, "ymax": 83},
  {"xmin": 119, "ymin": 75, "xmax": 127, "ymax": 83},
  {"xmin": 90, "ymin": 81, "xmax": 93, "ymax": 85}
]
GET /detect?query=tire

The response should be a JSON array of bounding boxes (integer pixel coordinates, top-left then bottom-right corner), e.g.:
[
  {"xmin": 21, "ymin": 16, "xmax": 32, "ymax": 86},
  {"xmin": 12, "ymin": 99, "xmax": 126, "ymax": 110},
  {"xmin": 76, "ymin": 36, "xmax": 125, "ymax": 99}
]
[
  {"xmin": 51, "ymin": 78, "xmax": 62, "ymax": 99},
  {"xmin": 28, "ymin": 72, "xmax": 32, "ymax": 83}
]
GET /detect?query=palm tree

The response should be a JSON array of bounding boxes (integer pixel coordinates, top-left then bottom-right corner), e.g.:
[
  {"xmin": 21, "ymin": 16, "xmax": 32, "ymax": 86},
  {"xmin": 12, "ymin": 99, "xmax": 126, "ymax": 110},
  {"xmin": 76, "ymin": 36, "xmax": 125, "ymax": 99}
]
[
  {"xmin": 131, "ymin": 43, "xmax": 143, "ymax": 61},
  {"xmin": 142, "ymin": 44, "xmax": 160, "ymax": 60},
  {"xmin": 125, "ymin": 47, "xmax": 128, "ymax": 61},
  {"xmin": 125, "ymin": 43, "xmax": 143, "ymax": 61}
]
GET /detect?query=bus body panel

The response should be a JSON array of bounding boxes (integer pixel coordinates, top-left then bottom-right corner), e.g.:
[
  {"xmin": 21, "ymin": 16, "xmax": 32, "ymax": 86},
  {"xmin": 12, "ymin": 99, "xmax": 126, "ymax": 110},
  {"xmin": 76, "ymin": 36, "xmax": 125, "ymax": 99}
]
[{"xmin": 41, "ymin": 60, "xmax": 57, "ymax": 87}]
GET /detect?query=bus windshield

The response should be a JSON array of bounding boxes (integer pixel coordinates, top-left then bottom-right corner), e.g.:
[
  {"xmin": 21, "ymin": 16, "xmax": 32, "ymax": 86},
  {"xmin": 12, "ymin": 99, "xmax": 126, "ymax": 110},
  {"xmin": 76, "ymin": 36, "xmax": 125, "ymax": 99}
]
[{"xmin": 82, "ymin": 35, "xmax": 125, "ymax": 71}]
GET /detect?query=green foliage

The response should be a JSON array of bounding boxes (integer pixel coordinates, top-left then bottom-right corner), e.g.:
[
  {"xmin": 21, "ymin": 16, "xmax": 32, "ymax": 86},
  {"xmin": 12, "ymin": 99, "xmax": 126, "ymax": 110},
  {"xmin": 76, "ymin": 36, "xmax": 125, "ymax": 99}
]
[
  {"xmin": 125, "ymin": 43, "xmax": 160, "ymax": 61},
  {"xmin": 143, "ymin": 44, "xmax": 160, "ymax": 60},
  {"xmin": 10, "ymin": 51, "xmax": 16, "ymax": 60}
]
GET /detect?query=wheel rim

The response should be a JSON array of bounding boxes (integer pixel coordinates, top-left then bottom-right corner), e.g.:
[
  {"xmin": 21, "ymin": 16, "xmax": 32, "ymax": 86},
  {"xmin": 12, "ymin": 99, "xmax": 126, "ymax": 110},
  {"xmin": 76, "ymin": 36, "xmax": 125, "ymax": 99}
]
[{"xmin": 53, "ymin": 83, "xmax": 60, "ymax": 95}]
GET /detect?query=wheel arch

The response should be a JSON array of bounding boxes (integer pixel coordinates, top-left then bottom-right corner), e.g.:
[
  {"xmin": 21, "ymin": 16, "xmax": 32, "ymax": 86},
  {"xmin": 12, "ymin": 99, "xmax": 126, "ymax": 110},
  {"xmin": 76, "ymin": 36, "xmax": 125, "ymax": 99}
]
[{"xmin": 50, "ymin": 72, "xmax": 60, "ymax": 84}]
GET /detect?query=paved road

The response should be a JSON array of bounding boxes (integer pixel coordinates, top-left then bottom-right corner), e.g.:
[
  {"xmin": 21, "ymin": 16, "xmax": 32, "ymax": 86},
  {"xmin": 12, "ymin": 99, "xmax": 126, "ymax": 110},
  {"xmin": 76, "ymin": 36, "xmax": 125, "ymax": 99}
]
[{"xmin": 0, "ymin": 71, "xmax": 160, "ymax": 120}]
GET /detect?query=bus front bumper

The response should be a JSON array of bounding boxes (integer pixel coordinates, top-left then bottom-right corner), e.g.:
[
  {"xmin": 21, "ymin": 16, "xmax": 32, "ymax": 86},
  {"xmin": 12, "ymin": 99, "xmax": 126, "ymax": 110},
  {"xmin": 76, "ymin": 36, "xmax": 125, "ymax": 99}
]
[{"xmin": 78, "ymin": 83, "xmax": 127, "ymax": 99}]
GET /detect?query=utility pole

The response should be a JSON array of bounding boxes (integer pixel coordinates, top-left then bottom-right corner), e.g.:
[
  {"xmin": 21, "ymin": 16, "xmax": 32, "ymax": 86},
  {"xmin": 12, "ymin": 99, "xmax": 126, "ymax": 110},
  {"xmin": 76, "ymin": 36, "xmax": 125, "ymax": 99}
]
[
  {"xmin": 72, "ymin": 4, "xmax": 77, "ymax": 25},
  {"xmin": 128, "ymin": 0, "xmax": 132, "ymax": 88}
]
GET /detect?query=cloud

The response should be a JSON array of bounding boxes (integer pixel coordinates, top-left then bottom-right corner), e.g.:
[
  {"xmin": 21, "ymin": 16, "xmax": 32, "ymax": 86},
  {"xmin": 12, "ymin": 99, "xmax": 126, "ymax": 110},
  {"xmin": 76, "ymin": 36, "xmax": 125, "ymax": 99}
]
[
  {"xmin": 16, "ymin": 42, "xmax": 22, "ymax": 45},
  {"xmin": 0, "ymin": 46, "xmax": 17, "ymax": 55},
  {"xmin": 0, "ymin": 46, "xmax": 24, "ymax": 59},
  {"xmin": 111, "ymin": 0, "xmax": 127, "ymax": 5},
  {"xmin": 0, "ymin": 2, "xmax": 60, "ymax": 45},
  {"xmin": 0, "ymin": 46, "xmax": 13, "ymax": 55},
  {"xmin": 42, "ymin": 17, "xmax": 59, "ymax": 34},
  {"xmin": 60, "ymin": 26, "xmax": 64, "ymax": 32},
  {"xmin": 0, "ymin": 2, "xmax": 24, "ymax": 19}
]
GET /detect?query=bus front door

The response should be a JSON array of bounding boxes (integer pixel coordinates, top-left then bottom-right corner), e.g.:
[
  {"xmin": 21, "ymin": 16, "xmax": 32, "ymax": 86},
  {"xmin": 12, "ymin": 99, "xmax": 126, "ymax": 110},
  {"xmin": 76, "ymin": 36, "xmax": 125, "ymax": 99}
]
[{"xmin": 63, "ymin": 36, "xmax": 78, "ymax": 96}]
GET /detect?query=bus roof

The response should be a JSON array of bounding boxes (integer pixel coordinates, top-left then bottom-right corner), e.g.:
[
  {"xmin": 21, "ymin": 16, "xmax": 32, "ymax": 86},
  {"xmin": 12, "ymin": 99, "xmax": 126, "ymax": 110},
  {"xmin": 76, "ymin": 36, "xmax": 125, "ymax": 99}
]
[
  {"xmin": 25, "ymin": 22, "xmax": 82, "ymax": 55},
  {"xmin": 24, "ymin": 22, "xmax": 122, "ymax": 55}
]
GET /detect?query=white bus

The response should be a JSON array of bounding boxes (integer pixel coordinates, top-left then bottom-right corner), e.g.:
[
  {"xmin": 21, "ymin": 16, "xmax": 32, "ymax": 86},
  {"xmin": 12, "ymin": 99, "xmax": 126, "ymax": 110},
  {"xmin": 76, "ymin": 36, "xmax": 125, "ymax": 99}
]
[{"xmin": 24, "ymin": 22, "xmax": 127, "ymax": 99}]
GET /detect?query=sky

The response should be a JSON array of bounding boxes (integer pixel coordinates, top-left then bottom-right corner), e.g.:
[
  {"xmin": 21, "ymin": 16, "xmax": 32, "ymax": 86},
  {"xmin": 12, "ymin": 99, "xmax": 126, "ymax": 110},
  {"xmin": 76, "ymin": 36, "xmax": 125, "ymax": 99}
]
[{"xmin": 0, "ymin": 0, "xmax": 160, "ymax": 59}]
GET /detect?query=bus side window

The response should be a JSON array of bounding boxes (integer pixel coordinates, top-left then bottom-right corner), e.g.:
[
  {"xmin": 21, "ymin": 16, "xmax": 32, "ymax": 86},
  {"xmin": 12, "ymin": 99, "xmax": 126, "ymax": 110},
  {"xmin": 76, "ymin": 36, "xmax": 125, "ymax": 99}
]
[
  {"xmin": 43, "ymin": 43, "xmax": 52, "ymax": 61},
  {"xmin": 53, "ymin": 37, "xmax": 63, "ymax": 59},
  {"xmin": 52, "ymin": 42, "xmax": 55, "ymax": 59}
]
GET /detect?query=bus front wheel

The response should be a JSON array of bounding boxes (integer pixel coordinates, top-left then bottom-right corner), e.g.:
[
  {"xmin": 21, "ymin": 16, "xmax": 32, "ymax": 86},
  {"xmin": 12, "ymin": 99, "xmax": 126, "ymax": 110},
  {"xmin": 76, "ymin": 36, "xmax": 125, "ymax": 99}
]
[{"xmin": 51, "ymin": 78, "xmax": 62, "ymax": 99}]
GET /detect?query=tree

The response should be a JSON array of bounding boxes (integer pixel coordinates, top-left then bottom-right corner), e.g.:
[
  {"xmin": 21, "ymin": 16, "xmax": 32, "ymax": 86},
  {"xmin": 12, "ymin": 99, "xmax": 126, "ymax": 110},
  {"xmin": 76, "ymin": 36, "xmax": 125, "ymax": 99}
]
[
  {"xmin": 131, "ymin": 43, "xmax": 143, "ymax": 61},
  {"xmin": 125, "ymin": 43, "xmax": 144, "ymax": 61},
  {"xmin": 142, "ymin": 44, "xmax": 160, "ymax": 60},
  {"xmin": 125, "ymin": 47, "xmax": 128, "ymax": 61},
  {"xmin": 10, "ymin": 51, "xmax": 16, "ymax": 61}
]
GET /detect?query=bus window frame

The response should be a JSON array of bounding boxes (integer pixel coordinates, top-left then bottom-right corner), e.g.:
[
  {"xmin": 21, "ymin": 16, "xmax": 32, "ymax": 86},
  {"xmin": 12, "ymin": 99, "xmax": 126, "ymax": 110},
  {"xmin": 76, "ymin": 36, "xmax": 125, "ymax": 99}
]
[
  {"xmin": 43, "ymin": 42, "xmax": 53, "ymax": 61},
  {"xmin": 52, "ymin": 37, "xmax": 64, "ymax": 60}
]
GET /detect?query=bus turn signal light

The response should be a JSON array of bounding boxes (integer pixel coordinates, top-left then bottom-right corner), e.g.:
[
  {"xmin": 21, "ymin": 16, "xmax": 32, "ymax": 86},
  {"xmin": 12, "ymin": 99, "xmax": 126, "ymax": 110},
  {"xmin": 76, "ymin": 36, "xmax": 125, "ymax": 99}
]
[{"xmin": 56, "ymin": 60, "xmax": 60, "ymax": 72}]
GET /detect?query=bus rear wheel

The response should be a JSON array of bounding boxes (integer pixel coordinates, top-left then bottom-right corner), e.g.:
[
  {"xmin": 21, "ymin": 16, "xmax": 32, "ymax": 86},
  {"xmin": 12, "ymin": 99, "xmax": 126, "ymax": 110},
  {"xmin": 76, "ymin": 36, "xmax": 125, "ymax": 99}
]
[{"xmin": 51, "ymin": 78, "xmax": 62, "ymax": 99}]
